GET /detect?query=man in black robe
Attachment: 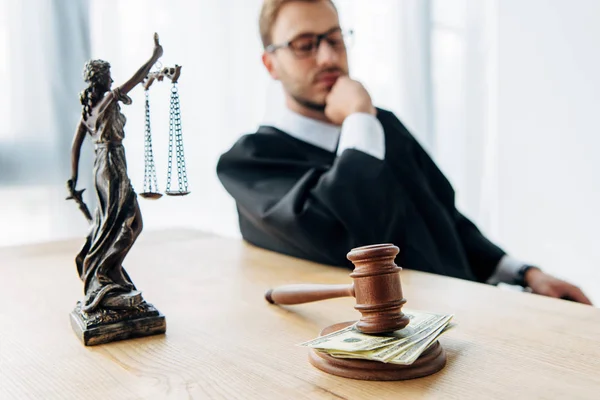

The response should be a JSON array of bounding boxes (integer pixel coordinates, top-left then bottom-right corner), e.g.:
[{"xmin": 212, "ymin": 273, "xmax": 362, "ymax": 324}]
[{"xmin": 217, "ymin": 0, "xmax": 591, "ymax": 304}]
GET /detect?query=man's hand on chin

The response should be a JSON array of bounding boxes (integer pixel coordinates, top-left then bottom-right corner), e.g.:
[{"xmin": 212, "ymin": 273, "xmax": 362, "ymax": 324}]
[
  {"xmin": 324, "ymin": 76, "xmax": 376, "ymax": 125},
  {"xmin": 525, "ymin": 268, "xmax": 593, "ymax": 305}
]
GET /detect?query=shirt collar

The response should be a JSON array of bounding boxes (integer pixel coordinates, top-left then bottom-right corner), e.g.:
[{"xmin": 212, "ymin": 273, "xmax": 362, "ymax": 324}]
[{"xmin": 262, "ymin": 106, "xmax": 340, "ymax": 152}]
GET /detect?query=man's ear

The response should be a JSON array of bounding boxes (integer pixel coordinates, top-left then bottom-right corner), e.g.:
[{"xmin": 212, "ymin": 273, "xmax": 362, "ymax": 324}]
[{"xmin": 262, "ymin": 52, "xmax": 279, "ymax": 80}]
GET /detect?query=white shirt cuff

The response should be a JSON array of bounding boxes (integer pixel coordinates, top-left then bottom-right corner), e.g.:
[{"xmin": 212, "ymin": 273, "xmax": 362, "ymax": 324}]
[
  {"xmin": 336, "ymin": 113, "xmax": 385, "ymax": 160},
  {"xmin": 486, "ymin": 255, "xmax": 526, "ymax": 285}
]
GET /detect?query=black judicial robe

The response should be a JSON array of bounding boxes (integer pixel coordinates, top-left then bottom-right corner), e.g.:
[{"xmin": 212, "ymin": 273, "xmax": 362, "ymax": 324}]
[{"xmin": 216, "ymin": 108, "xmax": 505, "ymax": 282}]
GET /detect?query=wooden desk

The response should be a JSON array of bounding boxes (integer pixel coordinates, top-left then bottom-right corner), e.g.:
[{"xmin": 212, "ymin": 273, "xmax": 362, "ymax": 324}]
[{"xmin": 1, "ymin": 230, "xmax": 599, "ymax": 399}]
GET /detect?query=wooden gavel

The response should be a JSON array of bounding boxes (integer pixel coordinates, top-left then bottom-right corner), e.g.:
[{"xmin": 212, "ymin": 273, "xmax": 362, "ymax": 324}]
[{"xmin": 265, "ymin": 244, "xmax": 410, "ymax": 334}]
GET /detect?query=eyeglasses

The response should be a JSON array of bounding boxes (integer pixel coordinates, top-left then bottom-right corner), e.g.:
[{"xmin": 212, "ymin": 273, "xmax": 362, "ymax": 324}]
[{"xmin": 266, "ymin": 28, "xmax": 354, "ymax": 59}]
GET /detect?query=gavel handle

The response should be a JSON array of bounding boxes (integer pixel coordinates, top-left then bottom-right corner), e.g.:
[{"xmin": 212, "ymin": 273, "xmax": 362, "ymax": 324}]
[{"xmin": 265, "ymin": 284, "xmax": 355, "ymax": 305}]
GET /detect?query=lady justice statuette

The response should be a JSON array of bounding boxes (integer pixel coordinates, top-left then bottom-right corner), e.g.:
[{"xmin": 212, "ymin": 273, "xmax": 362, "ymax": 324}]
[{"xmin": 66, "ymin": 33, "xmax": 189, "ymax": 345}]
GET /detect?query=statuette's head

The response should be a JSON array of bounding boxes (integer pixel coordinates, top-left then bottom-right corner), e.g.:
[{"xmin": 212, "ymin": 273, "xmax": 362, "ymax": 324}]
[{"xmin": 83, "ymin": 59, "xmax": 113, "ymax": 91}]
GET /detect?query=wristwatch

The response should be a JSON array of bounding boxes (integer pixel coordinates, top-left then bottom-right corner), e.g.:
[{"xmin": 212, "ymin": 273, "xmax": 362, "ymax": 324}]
[{"xmin": 515, "ymin": 265, "xmax": 540, "ymax": 287}]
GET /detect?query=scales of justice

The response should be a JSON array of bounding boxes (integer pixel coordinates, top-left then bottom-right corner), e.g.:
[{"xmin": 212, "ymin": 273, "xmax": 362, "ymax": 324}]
[{"xmin": 66, "ymin": 33, "xmax": 188, "ymax": 345}]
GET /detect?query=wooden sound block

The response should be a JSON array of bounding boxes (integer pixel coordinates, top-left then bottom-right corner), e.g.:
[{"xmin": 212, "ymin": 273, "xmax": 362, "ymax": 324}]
[{"xmin": 308, "ymin": 321, "xmax": 446, "ymax": 381}]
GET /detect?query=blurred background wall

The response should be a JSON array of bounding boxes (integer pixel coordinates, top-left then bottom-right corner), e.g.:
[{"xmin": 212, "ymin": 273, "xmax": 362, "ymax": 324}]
[{"xmin": 0, "ymin": 0, "xmax": 598, "ymax": 303}]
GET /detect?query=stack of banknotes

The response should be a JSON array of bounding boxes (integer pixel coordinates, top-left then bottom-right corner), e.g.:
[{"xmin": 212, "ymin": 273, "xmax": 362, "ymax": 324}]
[{"xmin": 298, "ymin": 310, "xmax": 454, "ymax": 365}]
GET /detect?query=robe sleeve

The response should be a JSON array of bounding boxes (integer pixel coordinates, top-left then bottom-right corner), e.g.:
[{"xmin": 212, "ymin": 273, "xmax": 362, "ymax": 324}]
[
  {"xmin": 451, "ymin": 210, "xmax": 506, "ymax": 281},
  {"xmin": 411, "ymin": 135, "xmax": 505, "ymax": 281},
  {"xmin": 216, "ymin": 133, "xmax": 407, "ymax": 266}
]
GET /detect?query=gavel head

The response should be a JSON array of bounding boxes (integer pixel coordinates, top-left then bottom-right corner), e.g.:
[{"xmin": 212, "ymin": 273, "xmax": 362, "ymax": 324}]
[{"xmin": 347, "ymin": 244, "xmax": 410, "ymax": 334}]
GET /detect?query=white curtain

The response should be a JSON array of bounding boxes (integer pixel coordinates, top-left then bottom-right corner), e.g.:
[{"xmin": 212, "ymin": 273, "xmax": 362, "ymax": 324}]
[
  {"xmin": 429, "ymin": 0, "xmax": 499, "ymax": 234},
  {"xmin": 0, "ymin": 0, "xmax": 91, "ymax": 246}
]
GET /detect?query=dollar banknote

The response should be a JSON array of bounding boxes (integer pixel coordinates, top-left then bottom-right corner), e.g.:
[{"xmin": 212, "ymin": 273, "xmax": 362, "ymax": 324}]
[
  {"xmin": 368, "ymin": 315, "xmax": 453, "ymax": 362},
  {"xmin": 388, "ymin": 322, "xmax": 451, "ymax": 365},
  {"xmin": 324, "ymin": 316, "xmax": 453, "ymax": 363},
  {"xmin": 299, "ymin": 310, "xmax": 455, "ymax": 365},
  {"xmin": 298, "ymin": 310, "xmax": 451, "ymax": 353},
  {"xmin": 297, "ymin": 323, "xmax": 398, "ymax": 352}
]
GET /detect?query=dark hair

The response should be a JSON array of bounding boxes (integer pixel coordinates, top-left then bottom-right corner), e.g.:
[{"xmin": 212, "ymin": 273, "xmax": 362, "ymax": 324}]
[{"xmin": 79, "ymin": 59, "xmax": 111, "ymax": 120}]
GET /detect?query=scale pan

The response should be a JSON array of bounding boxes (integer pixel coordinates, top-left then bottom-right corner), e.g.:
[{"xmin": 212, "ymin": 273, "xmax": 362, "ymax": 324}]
[
  {"xmin": 165, "ymin": 191, "xmax": 190, "ymax": 196},
  {"xmin": 140, "ymin": 192, "xmax": 163, "ymax": 200}
]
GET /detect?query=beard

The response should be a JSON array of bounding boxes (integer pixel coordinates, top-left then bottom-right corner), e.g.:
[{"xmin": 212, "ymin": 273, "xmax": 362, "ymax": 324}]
[{"xmin": 290, "ymin": 92, "xmax": 327, "ymax": 112}]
